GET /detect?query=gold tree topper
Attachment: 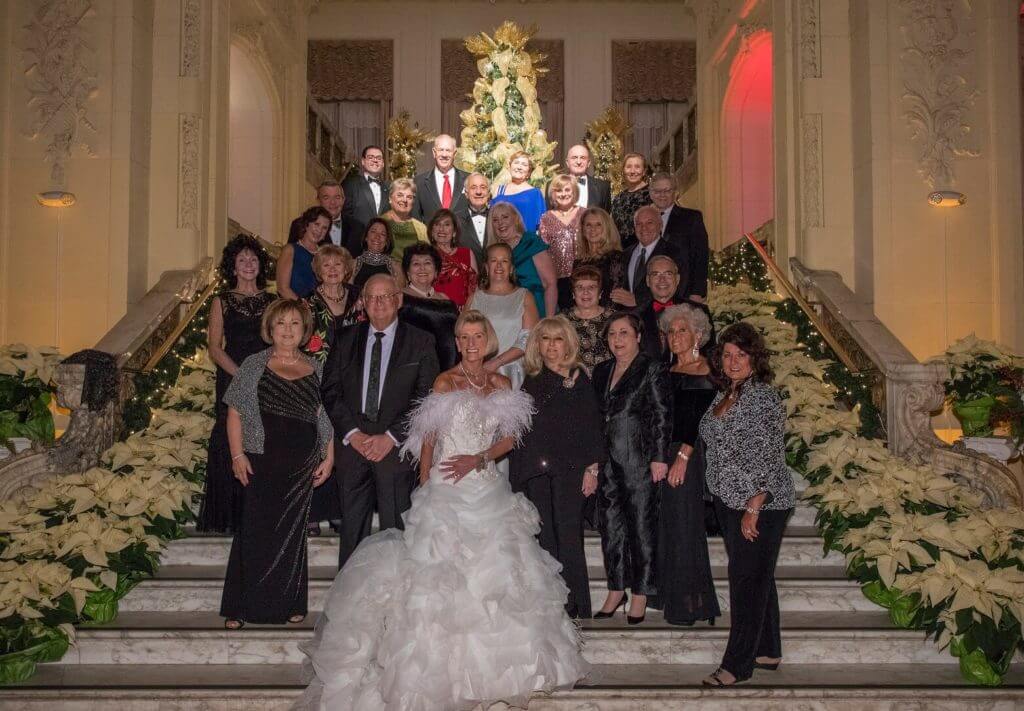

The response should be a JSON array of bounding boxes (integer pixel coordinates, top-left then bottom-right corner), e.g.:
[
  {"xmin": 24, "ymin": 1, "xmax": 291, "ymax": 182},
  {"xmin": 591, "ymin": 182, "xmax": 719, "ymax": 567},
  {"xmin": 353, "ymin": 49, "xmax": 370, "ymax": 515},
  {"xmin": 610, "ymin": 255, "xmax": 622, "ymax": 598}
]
[{"xmin": 386, "ymin": 110, "xmax": 435, "ymax": 181}]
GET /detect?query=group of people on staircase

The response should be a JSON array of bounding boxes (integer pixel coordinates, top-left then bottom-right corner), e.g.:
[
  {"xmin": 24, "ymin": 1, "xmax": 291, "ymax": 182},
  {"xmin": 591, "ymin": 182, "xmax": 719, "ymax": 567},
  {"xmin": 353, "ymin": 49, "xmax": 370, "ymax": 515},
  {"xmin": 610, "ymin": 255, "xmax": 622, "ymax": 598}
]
[{"xmin": 198, "ymin": 137, "xmax": 796, "ymax": 708}]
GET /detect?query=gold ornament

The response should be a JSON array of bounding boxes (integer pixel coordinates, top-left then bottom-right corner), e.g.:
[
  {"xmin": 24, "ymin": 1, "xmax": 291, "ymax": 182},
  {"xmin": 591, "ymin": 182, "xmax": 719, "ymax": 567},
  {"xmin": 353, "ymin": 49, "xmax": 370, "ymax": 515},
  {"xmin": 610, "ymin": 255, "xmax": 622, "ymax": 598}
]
[
  {"xmin": 386, "ymin": 110, "xmax": 435, "ymax": 181},
  {"xmin": 585, "ymin": 106, "xmax": 631, "ymax": 192}
]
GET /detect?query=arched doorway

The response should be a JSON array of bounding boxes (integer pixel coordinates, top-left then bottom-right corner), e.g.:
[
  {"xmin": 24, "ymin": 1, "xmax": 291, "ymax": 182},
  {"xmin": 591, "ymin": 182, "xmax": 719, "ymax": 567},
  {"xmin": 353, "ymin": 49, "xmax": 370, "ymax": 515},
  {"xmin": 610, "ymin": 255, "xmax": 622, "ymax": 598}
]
[
  {"xmin": 721, "ymin": 31, "xmax": 773, "ymax": 245},
  {"xmin": 228, "ymin": 43, "xmax": 277, "ymax": 241}
]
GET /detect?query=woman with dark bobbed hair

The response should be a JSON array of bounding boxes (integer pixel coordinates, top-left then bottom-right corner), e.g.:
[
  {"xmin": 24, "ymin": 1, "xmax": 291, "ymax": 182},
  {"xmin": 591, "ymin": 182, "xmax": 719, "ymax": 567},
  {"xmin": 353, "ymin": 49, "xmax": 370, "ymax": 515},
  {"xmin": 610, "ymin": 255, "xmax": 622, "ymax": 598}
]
[
  {"xmin": 590, "ymin": 311, "xmax": 672, "ymax": 625},
  {"xmin": 351, "ymin": 217, "xmax": 404, "ymax": 290},
  {"xmin": 199, "ymin": 235, "xmax": 277, "ymax": 533},
  {"xmin": 699, "ymin": 322, "xmax": 795, "ymax": 686},
  {"xmin": 398, "ymin": 242, "xmax": 459, "ymax": 370}
]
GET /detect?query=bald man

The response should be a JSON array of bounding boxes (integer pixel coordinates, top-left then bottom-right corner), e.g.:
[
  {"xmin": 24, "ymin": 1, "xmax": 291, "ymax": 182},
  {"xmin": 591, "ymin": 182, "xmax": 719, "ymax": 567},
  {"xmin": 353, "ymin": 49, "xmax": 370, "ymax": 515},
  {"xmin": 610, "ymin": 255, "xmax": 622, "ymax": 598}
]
[
  {"xmin": 564, "ymin": 144, "xmax": 611, "ymax": 212},
  {"xmin": 413, "ymin": 134, "xmax": 469, "ymax": 221}
]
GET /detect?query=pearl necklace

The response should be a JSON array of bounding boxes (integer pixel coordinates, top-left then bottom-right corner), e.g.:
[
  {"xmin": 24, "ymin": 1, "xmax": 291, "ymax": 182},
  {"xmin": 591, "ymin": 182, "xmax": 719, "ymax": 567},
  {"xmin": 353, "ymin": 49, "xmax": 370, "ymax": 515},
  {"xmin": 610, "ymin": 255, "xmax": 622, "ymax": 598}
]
[
  {"xmin": 273, "ymin": 350, "xmax": 299, "ymax": 366},
  {"xmin": 460, "ymin": 362, "xmax": 487, "ymax": 391}
]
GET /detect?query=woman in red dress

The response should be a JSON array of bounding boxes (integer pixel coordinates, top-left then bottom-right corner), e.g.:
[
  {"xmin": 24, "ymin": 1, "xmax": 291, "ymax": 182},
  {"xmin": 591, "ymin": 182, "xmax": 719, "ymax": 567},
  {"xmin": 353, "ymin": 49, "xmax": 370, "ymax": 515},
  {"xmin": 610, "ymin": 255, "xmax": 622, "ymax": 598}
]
[{"xmin": 427, "ymin": 208, "xmax": 478, "ymax": 308}]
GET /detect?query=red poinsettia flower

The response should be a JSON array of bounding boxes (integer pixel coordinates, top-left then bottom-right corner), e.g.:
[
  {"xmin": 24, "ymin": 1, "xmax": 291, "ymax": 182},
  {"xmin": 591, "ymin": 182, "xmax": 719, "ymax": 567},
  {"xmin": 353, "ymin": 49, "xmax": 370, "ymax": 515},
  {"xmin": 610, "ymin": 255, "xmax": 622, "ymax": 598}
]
[{"xmin": 307, "ymin": 334, "xmax": 324, "ymax": 352}]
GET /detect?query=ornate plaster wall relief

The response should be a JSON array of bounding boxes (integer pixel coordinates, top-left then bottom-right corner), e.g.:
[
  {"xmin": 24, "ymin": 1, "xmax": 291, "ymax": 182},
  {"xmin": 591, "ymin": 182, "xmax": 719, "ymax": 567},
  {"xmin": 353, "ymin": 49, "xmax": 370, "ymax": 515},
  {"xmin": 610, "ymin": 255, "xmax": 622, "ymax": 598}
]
[
  {"xmin": 801, "ymin": 113, "xmax": 824, "ymax": 228},
  {"xmin": 177, "ymin": 113, "xmax": 201, "ymax": 230},
  {"xmin": 179, "ymin": 0, "xmax": 200, "ymax": 77},
  {"xmin": 898, "ymin": 0, "xmax": 979, "ymax": 188},
  {"xmin": 21, "ymin": 0, "xmax": 98, "ymax": 187},
  {"xmin": 705, "ymin": 0, "xmax": 737, "ymax": 41},
  {"xmin": 800, "ymin": 0, "xmax": 821, "ymax": 78}
]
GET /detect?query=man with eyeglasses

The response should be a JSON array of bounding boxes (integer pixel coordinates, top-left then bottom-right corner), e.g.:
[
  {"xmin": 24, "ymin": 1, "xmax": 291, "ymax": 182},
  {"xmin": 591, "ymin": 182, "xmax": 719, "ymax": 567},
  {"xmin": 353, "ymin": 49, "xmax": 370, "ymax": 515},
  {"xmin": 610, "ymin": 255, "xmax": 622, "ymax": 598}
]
[
  {"xmin": 321, "ymin": 274, "xmax": 439, "ymax": 568},
  {"xmin": 341, "ymin": 145, "xmax": 390, "ymax": 256},
  {"xmin": 648, "ymin": 172, "xmax": 709, "ymax": 302},
  {"xmin": 634, "ymin": 254, "xmax": 715, "ymax": 360}
]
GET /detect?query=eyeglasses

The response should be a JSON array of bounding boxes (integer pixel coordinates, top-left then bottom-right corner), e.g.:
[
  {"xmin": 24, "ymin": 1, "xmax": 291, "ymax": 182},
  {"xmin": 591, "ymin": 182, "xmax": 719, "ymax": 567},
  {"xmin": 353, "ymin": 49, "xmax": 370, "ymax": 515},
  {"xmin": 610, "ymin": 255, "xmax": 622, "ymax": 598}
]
[
  {"xmin": 649, "ymin": 187, "xmax": 675, "ymax": 194},
  {"xmin": 649, "ymin": 270, "xmax": 678, "ymax": 278},
  {"xmin": 364, "ymin": 293, "xmax": 398, "ymax": 303},
  {"xmin": 364, "ymin": 155, "xmax": 384, "ymax": 162}
]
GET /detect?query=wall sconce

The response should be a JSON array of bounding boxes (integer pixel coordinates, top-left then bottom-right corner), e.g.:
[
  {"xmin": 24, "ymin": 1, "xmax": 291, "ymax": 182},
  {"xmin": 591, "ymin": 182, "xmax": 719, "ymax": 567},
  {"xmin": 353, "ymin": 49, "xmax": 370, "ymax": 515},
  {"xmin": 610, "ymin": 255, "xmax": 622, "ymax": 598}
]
[
  {"xmin": 927, "ymin": 190, "xmax": 966, "ymax": 207},
  {"xmin": 36, "ymin": 190, "xmax": 76, "ymax": 207}
]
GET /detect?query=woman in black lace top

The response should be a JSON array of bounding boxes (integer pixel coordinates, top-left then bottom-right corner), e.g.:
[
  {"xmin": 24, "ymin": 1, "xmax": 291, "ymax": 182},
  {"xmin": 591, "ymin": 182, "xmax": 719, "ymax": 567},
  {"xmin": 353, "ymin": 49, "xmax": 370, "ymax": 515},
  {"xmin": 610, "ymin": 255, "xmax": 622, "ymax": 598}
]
[
  {"xmin": 198, "ymin": 235, "xmax": 277, "ymax": 533},
  {"xmin": 610, "ymin": 153, "xmax": 652, "ymax": 251},
  {"xmin": 698, "ymin": 322, "xmax": 795, "ymax": 687}
]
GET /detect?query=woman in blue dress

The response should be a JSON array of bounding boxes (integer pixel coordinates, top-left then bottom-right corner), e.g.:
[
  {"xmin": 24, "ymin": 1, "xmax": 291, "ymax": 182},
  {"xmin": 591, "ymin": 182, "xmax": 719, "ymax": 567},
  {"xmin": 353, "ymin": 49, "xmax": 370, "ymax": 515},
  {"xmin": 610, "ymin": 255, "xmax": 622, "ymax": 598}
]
[
  {"xmin": 491, "ymin": 151, "xmax": 547, "ymax": 233},
  {"xmin": 277, "ymin": 206, "xmax": 330, "ymax": 299},
  {"xmin": 486, "ymin": 202, "xmax": 558, "ymax": 317}
]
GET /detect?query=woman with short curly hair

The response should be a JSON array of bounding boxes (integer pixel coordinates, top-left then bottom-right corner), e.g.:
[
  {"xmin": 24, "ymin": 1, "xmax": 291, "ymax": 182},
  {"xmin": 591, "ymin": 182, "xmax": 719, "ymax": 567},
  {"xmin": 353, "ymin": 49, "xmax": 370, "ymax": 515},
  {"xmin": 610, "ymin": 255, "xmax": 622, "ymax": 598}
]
[
  {"xmin": 199, "ymin": 235, "xmax": 277, "ymax": 534},
  {"xmin": 699, "ymin": 321, "xmax": 795, "ymax": 686}
]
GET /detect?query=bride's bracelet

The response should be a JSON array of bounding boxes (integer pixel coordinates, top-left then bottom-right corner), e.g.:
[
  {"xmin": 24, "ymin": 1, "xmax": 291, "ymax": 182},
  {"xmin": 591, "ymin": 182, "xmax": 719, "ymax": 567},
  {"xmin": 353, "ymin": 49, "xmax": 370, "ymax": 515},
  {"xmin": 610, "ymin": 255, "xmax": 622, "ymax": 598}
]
[{"xmin": 476, "ymin": 451, "xmax": 491, "ymax": 471}]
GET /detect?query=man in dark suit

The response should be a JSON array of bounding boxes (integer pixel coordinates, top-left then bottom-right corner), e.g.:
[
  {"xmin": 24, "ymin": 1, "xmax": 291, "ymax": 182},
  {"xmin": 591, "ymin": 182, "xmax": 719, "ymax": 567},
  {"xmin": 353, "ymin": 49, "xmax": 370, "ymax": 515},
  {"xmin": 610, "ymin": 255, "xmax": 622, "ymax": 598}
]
[
  {"xmin": 322, "ymin": 273, "xmax": 440, "ymax": 568},
  {"xmin": 564, "ymin": 144, "xmax": 611, "ymax": 212},
  {"xmin": 288, "ymin": 180, "xmax": 347, "ymax": 247},
  {"xmin": 633, "ymin": 254, "xmax": 715, "ymax": 360},
  {"xmin": 455, "ymin": 172, "xmax": 491, "ymax": 266},
  {"xmin": 413, "ymin": 134, "xmax": 469, "ymax": 222},
  {"xmin": 649, "ymin": 172, "xmax": 710, "ymax": 302},
  {"xmin": 340, "ymin": 145, "xmax": 389, "ymax": 257},
  {"xmin": 617, "ymin": 204, "xmax": 688, "ymax": 307}
]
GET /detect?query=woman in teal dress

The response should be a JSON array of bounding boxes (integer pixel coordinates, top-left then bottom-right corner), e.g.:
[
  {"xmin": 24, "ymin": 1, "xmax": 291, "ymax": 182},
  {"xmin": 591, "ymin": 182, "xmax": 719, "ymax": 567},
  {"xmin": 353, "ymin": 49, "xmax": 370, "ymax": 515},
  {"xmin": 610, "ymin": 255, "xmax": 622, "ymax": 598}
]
[
  {"xmin": 382, "ymin": 177, "xmax": 428, "ymax": 258},
  {"xmin": 486, "ymin": 201, "xmax": 558, "ymax": 317},
  {"xmin": 490, "ymin": 151, "xmax": 547, "ymax": 233}
]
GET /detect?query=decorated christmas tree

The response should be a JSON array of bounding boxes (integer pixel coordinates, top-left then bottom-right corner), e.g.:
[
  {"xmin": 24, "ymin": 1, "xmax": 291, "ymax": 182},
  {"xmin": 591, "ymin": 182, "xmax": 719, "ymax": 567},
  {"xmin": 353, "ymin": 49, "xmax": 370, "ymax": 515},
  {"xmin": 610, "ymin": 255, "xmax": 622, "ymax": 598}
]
[
  {"xmin": 386, "ymin": 110, "xmax": 435, "ymax": 180},
  {"xmin": 455, "ymin": 22, "xmax": 558, "ymax": 188},
  {"xmin": 585, "ymin": 106, "xmax": 631, "ymax": 193}
]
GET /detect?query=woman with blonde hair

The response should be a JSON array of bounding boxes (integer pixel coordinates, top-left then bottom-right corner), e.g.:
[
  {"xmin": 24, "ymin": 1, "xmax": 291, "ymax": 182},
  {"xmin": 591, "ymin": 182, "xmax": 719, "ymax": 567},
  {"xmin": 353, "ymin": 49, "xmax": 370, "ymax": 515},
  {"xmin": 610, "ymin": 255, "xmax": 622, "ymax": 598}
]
[
  {"xmin": 382, "ymin": 177, "xmax": 429, "ymax": 258},
  {"xmin": 575, "ymin": 207, "xmax": 630, "ymax": 307},
  {"xmin": 610, "ymin": 152, "xmax": 652, "ymax": 250},
  {"xmin": 512, "ymin": 316, "xmax": 605, "ymax": 618},
  {"xmin": 485, "ymin": 201, "xmax": 558, "ymax": 317},
  {"xmin": 491, "ymin": 150, "xmax": 547, "ymax": 233},
  {"xmin": 539, "ymin": 174, "xmax": 583, "ymax": 309}
]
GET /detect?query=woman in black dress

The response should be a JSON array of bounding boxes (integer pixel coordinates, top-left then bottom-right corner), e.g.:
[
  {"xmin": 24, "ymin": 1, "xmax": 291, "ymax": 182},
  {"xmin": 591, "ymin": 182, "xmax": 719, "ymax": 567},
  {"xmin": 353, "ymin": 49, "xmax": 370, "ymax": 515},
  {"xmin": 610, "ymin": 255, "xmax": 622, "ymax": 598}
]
[
  {"xmin": 221, "ymin": 299, "xmax": 334, "ymax": 629},
  {"xmin": 655, "ymin": 304, "xmax": 720, "ymax": 626},
  {"xmin": 398, "ymin": 243, "xmax": 459, "ymax": 370},
  {"xmin": 609, "ymin": 154, "xmax": 652, "ymax": 251},
  {"xmin": 560, "ymin": 265, "xmax": 615, "ymax": 376},
  {"xmin": 352, "ymin": 218, "xmax": 404, "ymax": 290},
  {"xmin": 198, "ymin": 235, "xmax": 276, "ymax": 533},
  {"xmin": 303, "ymin": 244, "xmax": 359, "ymax": 536},
  {"xmin": 513, "ymin": 317, "xmax": 605, "ymax": 619},
  {"xmin": 591, "ymin": 312, "xmax": 672, "ymax": 624}
]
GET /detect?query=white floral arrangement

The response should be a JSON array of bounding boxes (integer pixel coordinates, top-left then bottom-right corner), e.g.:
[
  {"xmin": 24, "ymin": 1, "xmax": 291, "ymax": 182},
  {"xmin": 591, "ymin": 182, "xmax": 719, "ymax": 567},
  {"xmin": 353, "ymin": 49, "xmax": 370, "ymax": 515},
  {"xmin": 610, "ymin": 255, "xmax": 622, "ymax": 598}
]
[
  {"xmin": 0, "ymin": 355, "xmax": 211, "ymax": 683},
  {"xmin": 710, "ymin": 282, "xmax": 1024, "ymax": 686},
  {"xmin": 0, "ymin": 344, "xmax": 64, "ymax": 453}
]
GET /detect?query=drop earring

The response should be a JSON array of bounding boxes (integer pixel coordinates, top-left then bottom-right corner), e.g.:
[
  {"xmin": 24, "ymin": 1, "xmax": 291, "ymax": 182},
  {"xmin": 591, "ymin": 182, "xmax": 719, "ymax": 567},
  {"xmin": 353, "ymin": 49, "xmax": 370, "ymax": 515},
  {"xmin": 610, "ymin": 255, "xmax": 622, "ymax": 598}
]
[{"xmin": 692, "ymin": 332, "xmax": 702, "ymax": 359}]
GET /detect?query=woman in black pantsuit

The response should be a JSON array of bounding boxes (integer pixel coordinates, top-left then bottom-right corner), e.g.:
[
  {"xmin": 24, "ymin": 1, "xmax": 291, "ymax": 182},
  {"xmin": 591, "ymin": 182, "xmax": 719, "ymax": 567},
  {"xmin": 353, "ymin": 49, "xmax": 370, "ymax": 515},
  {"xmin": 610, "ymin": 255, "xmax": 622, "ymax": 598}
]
[
  {"xmin": 699, "ymin": 322, "xmax": 795, "ymax": 685},
  {"xmin": 591, "ymin": 312, "xmax": 672, "ymax": 624},
  {"xmin": 513, "ymin": 316, "xmax": 605, "ymax": 619}
]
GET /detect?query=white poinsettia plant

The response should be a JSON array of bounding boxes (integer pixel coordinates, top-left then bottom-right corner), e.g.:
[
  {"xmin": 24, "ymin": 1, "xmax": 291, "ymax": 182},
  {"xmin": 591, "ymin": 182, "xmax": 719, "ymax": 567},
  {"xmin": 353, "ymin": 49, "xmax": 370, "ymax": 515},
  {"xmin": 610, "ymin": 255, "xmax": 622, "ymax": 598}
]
[
  {"xmin": 0, "ymin": 352, "xmax": 212, "ymax": 683},
  {"xmin": 710, "ymin": 282, "xmax": 1024, "ymax": 687},
  {"xmin": 0, "ymin": 344, "xmax": 64, "ymax": 452}
]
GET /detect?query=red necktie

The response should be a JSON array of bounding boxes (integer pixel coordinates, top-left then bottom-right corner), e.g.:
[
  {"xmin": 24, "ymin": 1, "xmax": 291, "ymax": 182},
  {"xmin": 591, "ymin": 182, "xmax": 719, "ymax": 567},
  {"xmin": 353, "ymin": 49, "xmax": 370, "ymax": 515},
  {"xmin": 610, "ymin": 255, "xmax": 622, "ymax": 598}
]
[
  {"xmin": 652, "ymin": 300, "xmax": 674, "ymax": 313},
  {"xmin": 442, "ymin": 174, "xmax": 452, "ymax": 209}
]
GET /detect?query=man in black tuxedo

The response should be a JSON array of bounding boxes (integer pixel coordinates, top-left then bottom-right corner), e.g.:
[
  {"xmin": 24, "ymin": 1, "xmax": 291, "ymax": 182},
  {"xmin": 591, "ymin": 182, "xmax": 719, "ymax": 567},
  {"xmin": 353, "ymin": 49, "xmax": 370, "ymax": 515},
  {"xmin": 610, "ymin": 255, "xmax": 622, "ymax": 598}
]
[
  {"xmin": 564, "ymin": 144, "xmax": 611, "ymax": 212},
  {"xmin": 322, "ymin": 274, "xmax": 440, "ymax": 568},
  {"xmin": 455, "ymin": 172, "xmax": 491, "ymax": 266},
  {"xmin": 649, "ymin": 172, "xmax": 710, "ymax": 302},
  {"xmin": 633, "ymin": 254, "xmax": 715, "ymax": 360},
  {"xmin": 340, "ymin": 145, "xmax": 389, "ymax": 257},
  {"xmin": 288, "ymin": 180, "xmax": 347, "ymax": 247},
  {"xmin": 617, "ymin": 205, "xmax": 688, "ymax": 307},
  {"xmin": 413, "ymin": 134, "xmax": 468, "ymax": 222}
]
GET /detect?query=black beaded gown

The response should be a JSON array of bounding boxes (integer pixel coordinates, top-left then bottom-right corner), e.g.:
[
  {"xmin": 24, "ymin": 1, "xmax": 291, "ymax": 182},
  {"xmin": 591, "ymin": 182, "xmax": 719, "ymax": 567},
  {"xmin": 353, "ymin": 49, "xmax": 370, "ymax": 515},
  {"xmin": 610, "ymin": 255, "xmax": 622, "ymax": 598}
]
[
  {"xmin": 654, "ymin": 371, "xmax": 721, "ymax": 625},
  {"xmin": 220, "ymin": 369, "xmax": 322, "ymax": 623},
  {"xmin": 398, "ymin": 293, "xmax": 459, "ymax": 370},
  {"xmin": 610, "ymin": 187, "xmax": 652, "ymax": 251},
  {"xmin": 198, "ymin": 290, "xmax": 276, "ymax": 533}
]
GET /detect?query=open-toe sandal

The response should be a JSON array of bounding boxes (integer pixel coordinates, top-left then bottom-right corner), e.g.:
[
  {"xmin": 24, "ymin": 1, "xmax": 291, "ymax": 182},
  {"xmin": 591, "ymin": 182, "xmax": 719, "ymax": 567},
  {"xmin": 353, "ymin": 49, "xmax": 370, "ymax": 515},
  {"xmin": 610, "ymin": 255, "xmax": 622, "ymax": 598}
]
[
  {"xmin": 288, "ymin": 614, "xmax": 306, "ymax": 624},
  {"xmin": 224, "ymin": 618, "xmax": 245, "ymax": 630},
  {"xmin": 701, "ymin": 668, "xmax": 735, "ymax": 686}
]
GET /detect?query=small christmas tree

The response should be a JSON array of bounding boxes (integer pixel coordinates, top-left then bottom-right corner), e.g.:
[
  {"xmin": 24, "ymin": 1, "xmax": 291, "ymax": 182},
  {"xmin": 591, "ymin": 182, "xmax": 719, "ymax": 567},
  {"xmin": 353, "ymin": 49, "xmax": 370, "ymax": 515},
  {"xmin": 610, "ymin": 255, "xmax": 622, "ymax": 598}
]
[
  {"xmin": 386, "ymin": 110, "xmax": 435, "ymax": 180},
  {"xmin": 456, "ymin": 22, "xmax": 557, "ymax": 188},
  {"xmin": 585, "ymin": 106, "xmax": 631, "ymax": 193}
]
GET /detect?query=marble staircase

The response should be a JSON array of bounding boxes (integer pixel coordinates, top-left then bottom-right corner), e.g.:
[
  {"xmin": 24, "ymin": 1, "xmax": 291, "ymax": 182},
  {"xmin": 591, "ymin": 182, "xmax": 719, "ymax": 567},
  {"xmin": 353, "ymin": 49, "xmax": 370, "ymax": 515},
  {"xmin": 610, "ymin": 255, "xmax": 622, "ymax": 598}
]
[{"xmin": 5, "ymin": 493, "xmax": 1024, "ymax": 709}]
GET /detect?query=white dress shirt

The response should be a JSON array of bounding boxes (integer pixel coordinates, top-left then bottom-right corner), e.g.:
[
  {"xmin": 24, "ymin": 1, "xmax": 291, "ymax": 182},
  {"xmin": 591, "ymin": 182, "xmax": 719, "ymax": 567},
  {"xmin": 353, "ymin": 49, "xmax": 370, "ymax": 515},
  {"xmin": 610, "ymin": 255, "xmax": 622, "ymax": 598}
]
[
  {"xmin": 575, "ymin": 175, "xmax": 590, "ymax": 208},
  {"xmin": 434, "ymin": 168, "xmax": 455, "ymax": 204},
  {"xmin": 344, "ymin": 319, "xmax": 399, "ymax": 444},
  {"xmin": 660, "ymin": 206, "xmax": 673, "ymax": 234},
  {"xmin": 628, "ymin": 238, "xmax": 661, "ymax": 291},
  {"xmin": 365, "ymin": 173, "xmax": 382, "ymax": 213},
  {"xmin": 328, "ymin": 219, "xmax": 343, "ymax": 247},
  {"xmin": 470, "ymin": 212, "xmax": 487, "ymax": 245}
]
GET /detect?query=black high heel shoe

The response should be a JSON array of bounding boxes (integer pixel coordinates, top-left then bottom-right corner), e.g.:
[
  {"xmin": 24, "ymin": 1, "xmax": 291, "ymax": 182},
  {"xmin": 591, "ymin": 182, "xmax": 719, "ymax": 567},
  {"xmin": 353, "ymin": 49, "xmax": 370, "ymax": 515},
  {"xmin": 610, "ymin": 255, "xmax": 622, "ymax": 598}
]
[
  {"xmin": 593, "ymin": 595, "xmax": 627, "ymax": 619},
  {"xmin": 626, "ymin": 611, "xmax": 646, "ymax": 625}
]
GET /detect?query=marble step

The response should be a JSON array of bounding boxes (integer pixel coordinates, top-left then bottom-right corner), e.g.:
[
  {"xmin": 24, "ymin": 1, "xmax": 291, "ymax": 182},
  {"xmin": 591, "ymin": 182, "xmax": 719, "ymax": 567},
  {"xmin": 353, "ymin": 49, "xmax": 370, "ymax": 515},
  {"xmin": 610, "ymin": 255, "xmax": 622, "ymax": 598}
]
[
  {"xmin": 9, "ymin": 663, "xmax": 1024, "ymax": 710},
  {"xmin": 51, "ymin": 611, "xmax": 952, "ymax": 666},
  {"xmin": 120, "ymin": 564, "xmax": 877, "ymax": 614},
  {"xmin": 160, "ymin": 528, "xmax": 842, "ymax": 569}
]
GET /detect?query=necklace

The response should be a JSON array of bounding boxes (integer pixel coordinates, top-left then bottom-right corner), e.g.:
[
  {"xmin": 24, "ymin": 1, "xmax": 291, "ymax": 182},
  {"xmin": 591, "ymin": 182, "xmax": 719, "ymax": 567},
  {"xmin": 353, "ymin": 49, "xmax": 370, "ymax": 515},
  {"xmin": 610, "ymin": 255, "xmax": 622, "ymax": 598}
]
[
  {"xmin": 406, "ymin": 284, "xmax": 435, "ymax": 298},
  {"xmin": 273, "ymin": 350, "xmax": 299, "ymax": 366},
  {"xmin": 460, "ymin": 362, "xmax": 487, "ymax": 391},
  {"xmin": 319, "ymin": 285, "xmax": 346, "ymax": 303}
]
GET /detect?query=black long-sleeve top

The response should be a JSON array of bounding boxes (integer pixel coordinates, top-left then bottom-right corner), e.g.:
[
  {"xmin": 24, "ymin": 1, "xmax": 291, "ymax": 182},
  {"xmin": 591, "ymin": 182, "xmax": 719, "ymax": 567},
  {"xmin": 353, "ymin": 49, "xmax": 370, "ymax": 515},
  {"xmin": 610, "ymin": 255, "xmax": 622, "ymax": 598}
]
[
  {"xmin": 511, "ymin": 367, "xmax": 606, "ymax": 488},
  {"xmin": 592, "ymin": 353, "xmax": 673, "ymax": 468}
]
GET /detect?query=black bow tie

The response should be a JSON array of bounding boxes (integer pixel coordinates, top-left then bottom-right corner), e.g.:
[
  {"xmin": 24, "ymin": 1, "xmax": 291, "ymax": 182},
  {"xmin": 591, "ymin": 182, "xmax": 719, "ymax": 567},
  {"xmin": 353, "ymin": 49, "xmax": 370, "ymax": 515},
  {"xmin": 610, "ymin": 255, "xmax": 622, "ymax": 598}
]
[
  {"xmin": 332, "ymin": 219, "xmax": 342, "ymax": 227},
  {"xmin": 469, "ymin": 208, "xmax": 488, "ymax": 218},
  {"xmin": 366, "ymin": 176, "xmax": 381, "ymax": 185},
  {"xmin": 577, "ymin": 176, "xmax": 587, "ymax": 185}
]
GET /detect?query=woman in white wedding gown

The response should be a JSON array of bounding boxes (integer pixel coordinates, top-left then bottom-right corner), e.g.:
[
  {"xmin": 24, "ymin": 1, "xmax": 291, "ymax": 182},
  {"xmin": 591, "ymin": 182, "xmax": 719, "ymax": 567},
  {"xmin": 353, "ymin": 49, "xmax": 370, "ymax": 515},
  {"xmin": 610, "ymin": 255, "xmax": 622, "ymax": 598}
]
[{"xmin": 299, "ymin": 310, "xmax": 587, "ymax": 710}]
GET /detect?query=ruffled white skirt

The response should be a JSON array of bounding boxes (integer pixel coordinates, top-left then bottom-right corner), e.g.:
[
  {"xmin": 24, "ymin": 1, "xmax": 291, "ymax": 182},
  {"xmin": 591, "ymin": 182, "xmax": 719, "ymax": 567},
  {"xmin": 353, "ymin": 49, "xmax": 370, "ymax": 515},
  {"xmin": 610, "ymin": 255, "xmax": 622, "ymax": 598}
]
[{"xmin": 298, "ymin": 466, "xmax": 587, "ymax": 710}]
